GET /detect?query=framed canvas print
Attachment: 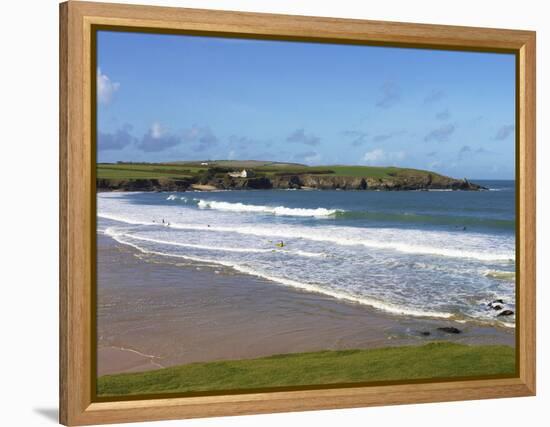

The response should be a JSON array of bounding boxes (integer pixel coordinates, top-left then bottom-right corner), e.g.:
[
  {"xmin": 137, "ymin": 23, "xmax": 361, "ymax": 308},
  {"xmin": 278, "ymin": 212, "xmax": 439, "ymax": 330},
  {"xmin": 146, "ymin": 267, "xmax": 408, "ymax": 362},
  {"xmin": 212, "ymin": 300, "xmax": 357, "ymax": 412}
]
[{"xmin": 59, "ymin": 1, "xmax": 536, "ymax": 425}]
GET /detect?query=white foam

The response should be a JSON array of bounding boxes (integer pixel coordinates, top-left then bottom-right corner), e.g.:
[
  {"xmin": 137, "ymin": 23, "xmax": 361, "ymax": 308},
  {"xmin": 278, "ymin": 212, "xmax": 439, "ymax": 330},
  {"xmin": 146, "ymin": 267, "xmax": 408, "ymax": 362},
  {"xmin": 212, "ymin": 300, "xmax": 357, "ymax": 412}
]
[
  {"xmin": 99, "ymin": 212, "xmax": 151, "ymax": 226},
  {"xmin": 484, "ymin": 270, "xmax": 516, "ymax": 280},
  {"xmin": 98, "ymin": 213, "xmax": 514, "ymax": 262},
  {"xmin": 97, "ymin": 193, "xmax": 516, "ymax": 326},
  {"xmin": 197, "ymin": 199, "xmax": 340, "ymax": 217},
  {"xmin": 104, "ymin": 230, "xmax": 326, "ymax": 258},
  {"xmin": 107, "ymin": 232, "xmax": 454, "ymax": 320},
  {"xmin": 285, "ymin": 249, "xmax": 326, "ymax": 258}
]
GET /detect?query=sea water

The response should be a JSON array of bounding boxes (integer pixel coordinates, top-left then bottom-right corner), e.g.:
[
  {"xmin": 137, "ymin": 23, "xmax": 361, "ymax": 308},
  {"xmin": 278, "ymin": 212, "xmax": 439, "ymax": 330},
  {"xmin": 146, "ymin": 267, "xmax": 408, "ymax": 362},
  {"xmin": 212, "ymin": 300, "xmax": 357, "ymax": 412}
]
[{"xmin": 97, "ymin": 180, "xmax": 515, "ymax": 327}]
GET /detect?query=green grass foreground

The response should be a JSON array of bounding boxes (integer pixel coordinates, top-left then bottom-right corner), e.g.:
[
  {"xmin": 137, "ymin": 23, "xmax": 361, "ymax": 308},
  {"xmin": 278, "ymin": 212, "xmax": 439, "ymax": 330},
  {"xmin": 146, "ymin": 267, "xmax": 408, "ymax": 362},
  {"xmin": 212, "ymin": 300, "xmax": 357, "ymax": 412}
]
[{"xmin": 97, "ymin": 342, "xmax": 515, "ymax": 397}]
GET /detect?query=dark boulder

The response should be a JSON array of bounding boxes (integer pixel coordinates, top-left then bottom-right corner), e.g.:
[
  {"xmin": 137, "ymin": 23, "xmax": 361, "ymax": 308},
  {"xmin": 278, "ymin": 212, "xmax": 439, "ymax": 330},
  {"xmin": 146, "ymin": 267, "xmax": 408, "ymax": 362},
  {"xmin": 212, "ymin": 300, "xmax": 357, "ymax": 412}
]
[
  {"xmin": 487, "ymin": 299, "xmax": 505, "ymax": 310},
  {"xmin": 437, "ymin": 327, "xmax": 461, "ymax": 334},
  {"xmin": 497, "ymin": 310, "xmax": 514, "ymax": 317}
]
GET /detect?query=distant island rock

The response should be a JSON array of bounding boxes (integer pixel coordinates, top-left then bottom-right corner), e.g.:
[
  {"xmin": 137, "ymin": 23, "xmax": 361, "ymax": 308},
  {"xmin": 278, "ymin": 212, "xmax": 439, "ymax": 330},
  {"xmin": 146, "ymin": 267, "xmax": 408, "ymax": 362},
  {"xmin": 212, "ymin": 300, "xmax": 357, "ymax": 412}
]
[{"xmin": 96, "ymin": 160, "xmax": 487, "ymax": 192}]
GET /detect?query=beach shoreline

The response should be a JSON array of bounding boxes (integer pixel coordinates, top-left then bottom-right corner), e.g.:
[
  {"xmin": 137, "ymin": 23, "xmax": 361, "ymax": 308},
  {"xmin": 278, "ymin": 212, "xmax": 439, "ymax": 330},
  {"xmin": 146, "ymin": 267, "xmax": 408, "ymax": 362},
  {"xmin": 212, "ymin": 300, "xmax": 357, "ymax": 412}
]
[{"xmin": 97, "ymin": 233, "xmax": 514, "ymax": 377}]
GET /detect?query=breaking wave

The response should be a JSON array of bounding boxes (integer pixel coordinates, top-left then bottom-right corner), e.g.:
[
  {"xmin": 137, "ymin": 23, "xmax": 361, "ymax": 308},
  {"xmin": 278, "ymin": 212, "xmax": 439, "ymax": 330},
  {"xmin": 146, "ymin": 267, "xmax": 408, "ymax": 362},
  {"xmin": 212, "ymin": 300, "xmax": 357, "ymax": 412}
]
[{"xmin": 196, "ymin": 199, "xmax": 341, "ymax": 217}]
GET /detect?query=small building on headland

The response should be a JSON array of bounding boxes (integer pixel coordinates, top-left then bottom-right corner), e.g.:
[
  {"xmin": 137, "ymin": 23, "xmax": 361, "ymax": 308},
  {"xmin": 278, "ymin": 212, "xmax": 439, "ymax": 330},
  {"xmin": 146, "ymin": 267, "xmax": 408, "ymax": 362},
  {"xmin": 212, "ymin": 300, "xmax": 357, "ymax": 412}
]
[{"xmin": 228, "ymin": 169, "xmax": 250, "ymax": 178}]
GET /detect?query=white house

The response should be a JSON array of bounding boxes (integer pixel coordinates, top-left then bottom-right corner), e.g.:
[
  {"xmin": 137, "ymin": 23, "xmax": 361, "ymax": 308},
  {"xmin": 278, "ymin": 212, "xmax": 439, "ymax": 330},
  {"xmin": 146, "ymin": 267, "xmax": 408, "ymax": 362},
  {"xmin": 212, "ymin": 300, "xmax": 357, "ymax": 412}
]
[{"xmin": 228, "ymin": 169, "xmax": 249, "ymax": 178}]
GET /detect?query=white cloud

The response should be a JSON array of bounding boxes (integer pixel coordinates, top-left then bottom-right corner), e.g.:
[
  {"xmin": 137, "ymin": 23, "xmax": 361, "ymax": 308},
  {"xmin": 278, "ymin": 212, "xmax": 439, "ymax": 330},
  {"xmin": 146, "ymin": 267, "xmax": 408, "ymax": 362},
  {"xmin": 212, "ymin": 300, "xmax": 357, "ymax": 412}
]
[
  {"xmin": 304, "ymin": 151, "xmax": 321, "ymax": 164},
  {"xmin": 424, "ymin": 123, "xmax": 456, "ymax": 142},
  {"xmin": 363, "ymin": 149, "xmax": 385, "ymax": 163},
  {"xmin": 98, "ymin": 125, "xmax": 135, "ymax": 151},
  {"xmin": 97, "ymin": 68, "xmax": 120, "ymax": 105},
  {"xmin": 294, "ymin": 150, "xmax": 322, "ymax": 165},
  {"xmin": 182, "ymin": 125, "xmax": 219, "ymax": 152},
  {"xmin": 376, "ymin": 82, "xmax": 401, "ymax": 108},
  {"xmin": 286, "ymin": 129, "xmax": 320, "ymax": 146},
  {"xmin": 494, "ymin": 124, "xmax": 515, "ymax": 140},
  {"xmin": 428, "ymin": 160, "xmax": 442, "ymax": 170},
  {"xmin": 363, "ymin": 149, "xmax": 405, "ymax": 166},
  {"xmin": 151, "ymin": 122, "xmax": 164, "ymax": 139},
  {"xmin": 136, "ymin": 123, "xmax": 181, "ymax": 152}
]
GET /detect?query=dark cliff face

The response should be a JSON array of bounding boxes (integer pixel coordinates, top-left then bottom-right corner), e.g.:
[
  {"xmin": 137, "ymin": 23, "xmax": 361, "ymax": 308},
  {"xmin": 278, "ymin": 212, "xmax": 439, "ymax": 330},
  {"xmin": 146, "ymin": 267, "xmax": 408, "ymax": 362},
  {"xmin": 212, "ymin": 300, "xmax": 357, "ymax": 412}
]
[
  {"xmin": 96, "ymin": 178, "xmax": 194, "ymax": 192},
  {"xmin": 269, "ymin": 174, "xmax": 484, "ymax": 191},
  {"xmin": 272, "ymin": 175, "xmax": 367, "ymax": 190},
  {"xmin": 97, "ymin": 174, "xmax": 485, "ymax": 192}
]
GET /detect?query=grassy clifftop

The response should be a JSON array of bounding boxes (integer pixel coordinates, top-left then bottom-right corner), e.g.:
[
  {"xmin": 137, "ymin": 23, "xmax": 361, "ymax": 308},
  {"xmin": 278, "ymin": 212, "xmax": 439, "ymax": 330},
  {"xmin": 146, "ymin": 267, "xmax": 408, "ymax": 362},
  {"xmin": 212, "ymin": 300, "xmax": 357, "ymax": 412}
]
[
  {"xmin": 97, "ymin": 342, "xmax": 514, "ymax": 397},
  {"xmin": 96, "ymin": 161, "xmax": 484, "ymax": 191},
  {"xmin": 98, "ymin": 161, "xmax": 443, "ymax": 179}
]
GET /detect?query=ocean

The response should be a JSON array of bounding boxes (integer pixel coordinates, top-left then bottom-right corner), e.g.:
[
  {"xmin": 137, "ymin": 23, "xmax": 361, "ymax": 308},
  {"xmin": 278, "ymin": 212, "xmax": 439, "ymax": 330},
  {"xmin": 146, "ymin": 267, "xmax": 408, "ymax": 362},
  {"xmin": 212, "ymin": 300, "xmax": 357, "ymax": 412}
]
[{"xmin": 97, "ymin": 180, "xmax": 515, "ymax": 328}]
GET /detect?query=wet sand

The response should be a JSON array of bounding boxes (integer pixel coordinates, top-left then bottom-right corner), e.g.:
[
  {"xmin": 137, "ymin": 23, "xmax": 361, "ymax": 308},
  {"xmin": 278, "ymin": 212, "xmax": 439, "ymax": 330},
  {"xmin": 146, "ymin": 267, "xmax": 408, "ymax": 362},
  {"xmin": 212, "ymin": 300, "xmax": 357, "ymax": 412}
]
[{"xmin": 97, "ymin": 234, "xmax": 514, "ymax": 376}]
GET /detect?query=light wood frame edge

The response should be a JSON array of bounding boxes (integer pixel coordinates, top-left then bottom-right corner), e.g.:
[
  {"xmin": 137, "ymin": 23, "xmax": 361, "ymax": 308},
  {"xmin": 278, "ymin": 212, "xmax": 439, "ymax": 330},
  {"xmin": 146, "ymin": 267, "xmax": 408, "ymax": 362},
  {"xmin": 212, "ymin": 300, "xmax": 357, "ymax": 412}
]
[{"xmin": 59, "ymin": 1, "xmax": 536, "ymax": 425}]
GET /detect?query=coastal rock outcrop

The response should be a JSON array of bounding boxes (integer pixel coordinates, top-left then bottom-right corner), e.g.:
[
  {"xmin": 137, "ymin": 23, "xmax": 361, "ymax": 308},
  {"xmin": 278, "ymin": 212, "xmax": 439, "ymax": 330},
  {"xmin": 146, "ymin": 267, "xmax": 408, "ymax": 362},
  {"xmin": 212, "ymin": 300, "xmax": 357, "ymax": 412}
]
[
  {"xmin": 296, "ymin": 175, "xmax": 368, "ymax": 190},
  {"xmin": 97, "ymin": 178, "xmax": 194, "ymax": 192},
  {"xmin": 96, "ymin": 170, "xmax": 486, "ymax": 192},
  {"xmin": 497, "ymin": 310, "xmax": 514, "ymax": 317},
  {"xmin": 437, "ymin": 327, "xmax": 462, "ymax": 334}
]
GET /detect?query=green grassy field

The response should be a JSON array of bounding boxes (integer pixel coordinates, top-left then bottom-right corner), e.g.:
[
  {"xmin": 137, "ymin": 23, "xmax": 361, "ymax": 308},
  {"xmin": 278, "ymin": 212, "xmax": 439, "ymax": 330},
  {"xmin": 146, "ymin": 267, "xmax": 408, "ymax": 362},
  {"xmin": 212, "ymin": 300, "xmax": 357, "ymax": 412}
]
[
  {"xmin": 97, "ymin": 342, "xmax": 515, "ymax": 397},
  {"xmin": 97, "ymin": 164, "xmax": 205, "ymax": 179},
  {"xmin": 97, "ymin": 161, "xmax": 442, "ymax": 180}
]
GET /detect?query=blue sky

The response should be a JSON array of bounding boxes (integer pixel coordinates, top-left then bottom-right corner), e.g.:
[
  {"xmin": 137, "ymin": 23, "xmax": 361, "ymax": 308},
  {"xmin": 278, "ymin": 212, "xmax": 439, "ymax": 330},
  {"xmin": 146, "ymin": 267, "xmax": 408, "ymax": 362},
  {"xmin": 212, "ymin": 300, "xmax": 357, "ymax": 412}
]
[{"xmin": 97, "ymin": 31, "xmax": 516, "ymax": 179}]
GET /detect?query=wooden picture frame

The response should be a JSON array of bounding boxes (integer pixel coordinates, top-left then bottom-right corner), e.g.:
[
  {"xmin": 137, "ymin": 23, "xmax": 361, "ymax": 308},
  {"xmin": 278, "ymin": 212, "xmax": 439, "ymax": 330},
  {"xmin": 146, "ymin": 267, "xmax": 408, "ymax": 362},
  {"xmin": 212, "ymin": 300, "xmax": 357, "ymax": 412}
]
[{"xmin": 59, "ymin": 1, "xmax": 536, "ymax": 425}]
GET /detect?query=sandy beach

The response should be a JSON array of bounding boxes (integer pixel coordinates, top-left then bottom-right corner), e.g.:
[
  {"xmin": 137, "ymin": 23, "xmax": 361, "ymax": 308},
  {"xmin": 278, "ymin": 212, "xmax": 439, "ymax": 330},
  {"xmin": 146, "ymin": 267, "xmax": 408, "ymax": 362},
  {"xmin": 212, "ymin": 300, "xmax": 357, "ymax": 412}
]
[{"xmin": 97, "ymin": 233, "xmax": 514, "ymax": 376}]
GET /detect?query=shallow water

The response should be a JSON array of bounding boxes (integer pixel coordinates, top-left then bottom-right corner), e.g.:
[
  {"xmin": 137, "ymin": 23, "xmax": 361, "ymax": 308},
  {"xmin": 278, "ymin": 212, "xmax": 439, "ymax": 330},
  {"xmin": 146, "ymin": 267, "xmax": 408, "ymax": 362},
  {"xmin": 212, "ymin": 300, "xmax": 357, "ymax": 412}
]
[{"xmin": 97, "ymin": 180, "xmax": 515, "ymax": 327}]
